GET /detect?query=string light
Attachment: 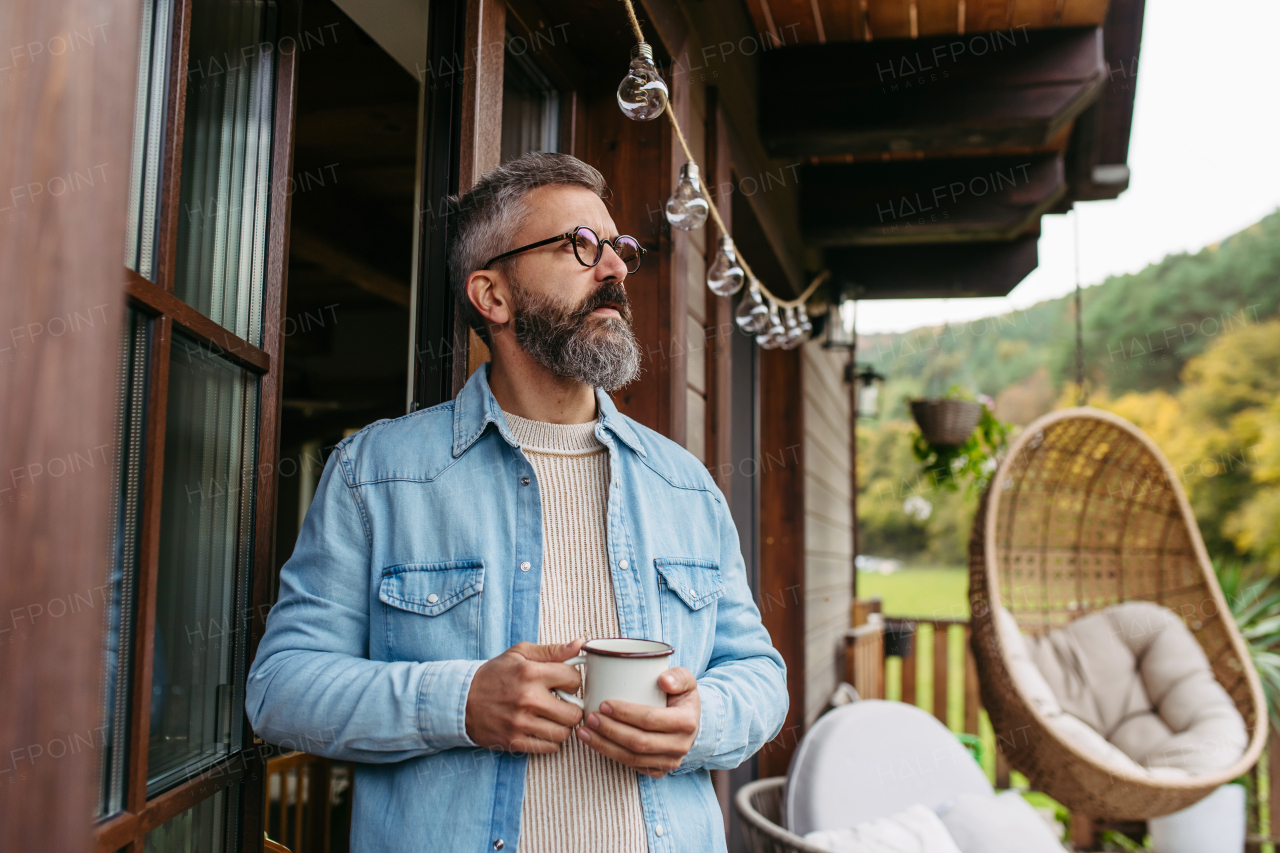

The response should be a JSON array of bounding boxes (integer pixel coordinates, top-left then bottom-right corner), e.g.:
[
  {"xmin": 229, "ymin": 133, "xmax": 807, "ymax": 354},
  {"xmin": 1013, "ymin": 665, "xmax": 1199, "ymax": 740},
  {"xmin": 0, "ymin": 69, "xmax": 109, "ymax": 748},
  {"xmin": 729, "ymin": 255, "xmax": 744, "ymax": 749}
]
[{"xmin": 616, "ymin": 0, "xmax": 829, "ymax": 346}]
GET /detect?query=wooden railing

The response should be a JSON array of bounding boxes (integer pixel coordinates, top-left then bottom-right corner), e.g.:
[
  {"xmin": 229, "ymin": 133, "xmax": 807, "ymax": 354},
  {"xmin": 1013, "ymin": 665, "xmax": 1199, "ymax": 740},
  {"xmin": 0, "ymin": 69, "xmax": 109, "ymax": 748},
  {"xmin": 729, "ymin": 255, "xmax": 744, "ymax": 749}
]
[{"xmin": 264, "ymin": 752, "xmax": 353, "ymax": 853}]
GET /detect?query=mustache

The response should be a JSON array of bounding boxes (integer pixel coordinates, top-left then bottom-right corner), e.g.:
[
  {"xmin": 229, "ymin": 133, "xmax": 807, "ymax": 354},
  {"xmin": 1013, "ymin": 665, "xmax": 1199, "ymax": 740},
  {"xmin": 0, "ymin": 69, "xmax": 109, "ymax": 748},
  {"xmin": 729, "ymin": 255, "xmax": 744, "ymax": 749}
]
[{"xmin": 573, "ymin": 281, "xmax": 632, "ymax": 324}]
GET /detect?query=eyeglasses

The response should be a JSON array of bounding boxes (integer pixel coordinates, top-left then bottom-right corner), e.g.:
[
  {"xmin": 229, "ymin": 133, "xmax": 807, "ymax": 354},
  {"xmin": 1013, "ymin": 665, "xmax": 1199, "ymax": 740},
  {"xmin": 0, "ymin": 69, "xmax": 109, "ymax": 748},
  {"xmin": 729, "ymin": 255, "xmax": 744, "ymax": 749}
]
[{"xmin": 483, "ymin": 225, "xmax": 646, "ymax": 274}]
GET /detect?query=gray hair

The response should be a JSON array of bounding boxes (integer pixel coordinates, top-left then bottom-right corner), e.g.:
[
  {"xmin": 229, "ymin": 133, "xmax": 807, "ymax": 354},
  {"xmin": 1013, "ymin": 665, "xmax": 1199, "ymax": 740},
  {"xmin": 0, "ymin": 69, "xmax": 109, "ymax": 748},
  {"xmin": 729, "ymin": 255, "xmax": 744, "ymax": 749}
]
[{"xmin": 447, "ymin": 152, "xmax": 608, "ymax": 344}]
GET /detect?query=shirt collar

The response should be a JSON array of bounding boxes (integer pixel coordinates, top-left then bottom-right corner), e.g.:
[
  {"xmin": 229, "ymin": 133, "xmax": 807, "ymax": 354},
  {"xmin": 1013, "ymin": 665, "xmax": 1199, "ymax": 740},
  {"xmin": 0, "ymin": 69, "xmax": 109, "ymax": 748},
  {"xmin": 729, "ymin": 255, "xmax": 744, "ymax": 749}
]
[{"xmin": 451, "ymin": 363, "xmax": 647, "ymax": 459}]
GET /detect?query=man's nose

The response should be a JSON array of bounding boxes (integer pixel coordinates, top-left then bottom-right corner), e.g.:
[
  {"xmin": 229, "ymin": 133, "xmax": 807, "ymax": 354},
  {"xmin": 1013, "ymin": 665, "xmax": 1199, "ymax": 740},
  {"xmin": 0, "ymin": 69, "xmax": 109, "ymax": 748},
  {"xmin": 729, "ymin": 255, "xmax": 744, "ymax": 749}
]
[{"xmin": 596, "ymin": 241, "xmax": 629, "ymax": 280}]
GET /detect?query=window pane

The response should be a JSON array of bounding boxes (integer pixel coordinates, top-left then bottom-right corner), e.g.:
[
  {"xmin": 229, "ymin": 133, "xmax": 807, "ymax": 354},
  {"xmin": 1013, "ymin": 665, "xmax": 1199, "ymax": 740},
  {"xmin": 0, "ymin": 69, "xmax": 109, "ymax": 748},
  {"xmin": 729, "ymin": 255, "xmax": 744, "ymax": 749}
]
[
  {"xmin": 144, "ymin": 783, "xmax": 239, "ymax": 853},
  {"xmin": 98, "ymin": 310, "xmax": 151, "ymax": 817},
  {"xmin": 500, "ymin": 30, "xmax": 560, "ymax": 163},
  {"xmin": 174, "ymin": 0, "xmax": 278, "ymax": 345},
  {"xmin": 148, "ymin": 335, "xmax": 258, "ymax": 793},
  {"xmin": 125, "ymin": 0, "xmax": 175, "ymax": 278}
]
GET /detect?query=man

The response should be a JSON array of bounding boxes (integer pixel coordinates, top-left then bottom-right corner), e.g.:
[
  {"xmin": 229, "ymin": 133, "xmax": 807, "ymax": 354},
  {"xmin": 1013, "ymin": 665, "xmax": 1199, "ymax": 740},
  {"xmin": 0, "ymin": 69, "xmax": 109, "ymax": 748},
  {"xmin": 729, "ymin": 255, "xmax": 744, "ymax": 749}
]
[{"xmin": 247, "ymin": 151, "xmax": 788, "ymax": 853}]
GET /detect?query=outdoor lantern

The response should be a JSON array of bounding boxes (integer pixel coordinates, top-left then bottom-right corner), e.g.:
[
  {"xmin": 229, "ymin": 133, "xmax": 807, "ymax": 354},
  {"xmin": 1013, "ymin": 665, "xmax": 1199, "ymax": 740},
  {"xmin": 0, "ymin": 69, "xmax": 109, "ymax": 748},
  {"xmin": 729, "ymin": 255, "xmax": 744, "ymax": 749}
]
[
  {"xmin": 845, "ymin": 363, "xmax": 886, "ymax": 419},
  {"xmin": 823, "ymin": 296, "xmax": 856, "ymax": 350}
]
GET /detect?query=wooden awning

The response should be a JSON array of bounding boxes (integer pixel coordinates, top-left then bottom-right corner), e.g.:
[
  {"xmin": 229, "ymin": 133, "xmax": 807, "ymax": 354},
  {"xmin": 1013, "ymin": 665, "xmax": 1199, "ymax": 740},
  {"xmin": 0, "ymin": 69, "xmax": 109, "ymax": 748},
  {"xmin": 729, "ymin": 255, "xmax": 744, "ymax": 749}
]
[{"xmin": 749, "ymin": 0, "xmax": 1144, "ymax": 297}]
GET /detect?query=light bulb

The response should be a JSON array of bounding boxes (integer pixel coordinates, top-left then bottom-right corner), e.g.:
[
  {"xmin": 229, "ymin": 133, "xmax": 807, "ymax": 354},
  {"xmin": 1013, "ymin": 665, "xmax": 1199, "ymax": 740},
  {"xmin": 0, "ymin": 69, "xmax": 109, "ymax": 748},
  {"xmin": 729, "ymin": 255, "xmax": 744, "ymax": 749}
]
[
  {"xmin": 734, "ymin": 282, "xmax": 769, "ymax": 332},
  {"xmin": 665, "ymin": 163, "xmax": 709, "ymax": 231},
  {"xmin": 617, "ymin": 43, "xmax": 668, "ymax": 121},
  {"xmin": 707, "ymin": 236, "xmax": 745, "ymax": 296},
  {"xmin": 781, "ymin": 307, "xmax": 805, "ymax": 349},
  {"xmin": 755, "ymin": 302, "xmax": 784, "ymax": 347}
]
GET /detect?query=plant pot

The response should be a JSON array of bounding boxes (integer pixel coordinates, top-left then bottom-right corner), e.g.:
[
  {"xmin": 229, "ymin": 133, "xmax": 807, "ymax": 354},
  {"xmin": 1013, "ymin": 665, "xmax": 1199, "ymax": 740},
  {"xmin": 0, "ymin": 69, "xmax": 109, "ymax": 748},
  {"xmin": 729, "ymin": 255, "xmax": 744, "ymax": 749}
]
[
  {"xmin": 884, "ymin": 621, "xmax": 914, "ymax": 658},
  {"xmin": 910, "ymin": 398, "xmax": 982, "ymax": 446}
]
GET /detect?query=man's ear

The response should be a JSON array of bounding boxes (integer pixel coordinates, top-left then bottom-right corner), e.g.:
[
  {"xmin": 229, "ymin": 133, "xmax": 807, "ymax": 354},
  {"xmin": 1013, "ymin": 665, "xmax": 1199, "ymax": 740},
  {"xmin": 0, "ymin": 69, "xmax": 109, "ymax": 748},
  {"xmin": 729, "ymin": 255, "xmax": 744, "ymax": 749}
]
[{"xmin": 466, "ymin": 269, "xmax": 511, "ymax": 330}]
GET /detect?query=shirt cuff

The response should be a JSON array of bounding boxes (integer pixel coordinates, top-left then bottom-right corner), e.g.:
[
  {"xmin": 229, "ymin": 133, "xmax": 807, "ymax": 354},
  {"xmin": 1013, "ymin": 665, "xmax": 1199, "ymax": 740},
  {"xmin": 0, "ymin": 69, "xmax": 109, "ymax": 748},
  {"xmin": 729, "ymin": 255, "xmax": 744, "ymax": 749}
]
[
  {"xmin": 417, "ymin": 659, "xmax": 484, "ymax": 751},
  {"xmin": 674, "ymin": 684, "xmax": 725, "ymax": 774}
]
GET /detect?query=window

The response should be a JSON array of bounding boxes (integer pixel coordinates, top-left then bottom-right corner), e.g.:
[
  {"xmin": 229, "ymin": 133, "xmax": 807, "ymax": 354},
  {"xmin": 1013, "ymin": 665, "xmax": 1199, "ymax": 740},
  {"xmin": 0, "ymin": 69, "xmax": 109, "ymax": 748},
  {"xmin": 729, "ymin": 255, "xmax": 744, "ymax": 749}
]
[
  {"xmin": 98, "ymin": 0, "xmax": 283, "ymax": 848},
  {"xmin": 501, "ymin": 29, "xmax": 560, "ymax": 163}
]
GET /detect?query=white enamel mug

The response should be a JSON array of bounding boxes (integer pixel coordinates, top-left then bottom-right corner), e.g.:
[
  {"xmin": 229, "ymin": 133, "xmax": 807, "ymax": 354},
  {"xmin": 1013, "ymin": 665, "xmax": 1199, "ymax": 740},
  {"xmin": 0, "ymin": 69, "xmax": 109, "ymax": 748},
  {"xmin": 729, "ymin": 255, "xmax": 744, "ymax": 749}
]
[{"xmin": 553, "ymin": 638, "xmax": 674, "ymax": 716}]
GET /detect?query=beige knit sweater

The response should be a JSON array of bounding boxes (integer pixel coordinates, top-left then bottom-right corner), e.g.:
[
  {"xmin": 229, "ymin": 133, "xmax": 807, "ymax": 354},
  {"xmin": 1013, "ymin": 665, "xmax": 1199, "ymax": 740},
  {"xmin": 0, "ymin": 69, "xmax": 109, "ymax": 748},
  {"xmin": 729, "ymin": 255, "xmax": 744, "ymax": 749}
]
[{"xmin": 503, "ymin": 410, "xmax": 647, "ymax": 853}]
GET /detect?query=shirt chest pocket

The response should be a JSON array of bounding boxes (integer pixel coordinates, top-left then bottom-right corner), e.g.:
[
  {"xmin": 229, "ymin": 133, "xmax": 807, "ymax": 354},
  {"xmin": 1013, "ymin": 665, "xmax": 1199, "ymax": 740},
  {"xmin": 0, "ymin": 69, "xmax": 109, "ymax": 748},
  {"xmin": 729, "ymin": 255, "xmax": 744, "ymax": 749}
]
[
  {"xmin": 654, "ymin": 558, "xmax": 723, "ymax": 673},
  {"xmin": 378, "ymin": 559, "xmax": 484, "ymax": 661}
]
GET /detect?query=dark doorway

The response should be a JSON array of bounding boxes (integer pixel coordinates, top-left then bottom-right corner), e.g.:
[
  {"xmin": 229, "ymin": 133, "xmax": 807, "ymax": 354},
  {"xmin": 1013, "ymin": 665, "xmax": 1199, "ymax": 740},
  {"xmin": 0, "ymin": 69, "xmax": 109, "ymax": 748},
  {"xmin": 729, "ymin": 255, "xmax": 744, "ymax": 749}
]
[{"xmin": 275, "ymin": 0, "xmax": 419, "ymax": 569}]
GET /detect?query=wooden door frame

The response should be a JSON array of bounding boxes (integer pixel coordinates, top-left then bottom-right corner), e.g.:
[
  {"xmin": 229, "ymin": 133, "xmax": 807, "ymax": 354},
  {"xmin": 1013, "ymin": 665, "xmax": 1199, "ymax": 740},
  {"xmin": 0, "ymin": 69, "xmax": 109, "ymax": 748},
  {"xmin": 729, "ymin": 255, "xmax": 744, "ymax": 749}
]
[{"xmin": 410, "ymin": 0, "xmax": 506, "ymax": 408}]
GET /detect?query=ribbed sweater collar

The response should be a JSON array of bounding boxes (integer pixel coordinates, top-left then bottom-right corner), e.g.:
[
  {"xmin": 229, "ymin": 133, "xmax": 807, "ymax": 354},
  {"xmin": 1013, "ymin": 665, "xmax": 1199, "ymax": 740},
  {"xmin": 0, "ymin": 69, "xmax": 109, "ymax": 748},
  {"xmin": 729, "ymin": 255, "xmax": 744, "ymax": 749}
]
[{"xmin": 501, "ymin": 409, "xmax": 603, "ymax": 454}]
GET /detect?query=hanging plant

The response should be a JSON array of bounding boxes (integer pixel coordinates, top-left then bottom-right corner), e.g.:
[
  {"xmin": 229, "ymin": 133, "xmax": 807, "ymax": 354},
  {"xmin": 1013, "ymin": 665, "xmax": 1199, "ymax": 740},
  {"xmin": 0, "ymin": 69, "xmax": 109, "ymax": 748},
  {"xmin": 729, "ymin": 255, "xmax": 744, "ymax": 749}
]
[{"xmin": 911, "ymin": 389, "xmax": 1011, "ymax": 493}]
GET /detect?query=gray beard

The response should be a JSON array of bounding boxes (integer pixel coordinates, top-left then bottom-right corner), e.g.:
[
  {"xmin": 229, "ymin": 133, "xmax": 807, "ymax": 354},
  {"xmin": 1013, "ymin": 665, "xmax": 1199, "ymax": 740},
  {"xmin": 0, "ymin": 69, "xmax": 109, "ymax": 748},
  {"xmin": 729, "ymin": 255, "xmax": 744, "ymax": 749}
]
[{"xmin": 508, "ymin": 281, "xmax": 643, "ymax": 392}]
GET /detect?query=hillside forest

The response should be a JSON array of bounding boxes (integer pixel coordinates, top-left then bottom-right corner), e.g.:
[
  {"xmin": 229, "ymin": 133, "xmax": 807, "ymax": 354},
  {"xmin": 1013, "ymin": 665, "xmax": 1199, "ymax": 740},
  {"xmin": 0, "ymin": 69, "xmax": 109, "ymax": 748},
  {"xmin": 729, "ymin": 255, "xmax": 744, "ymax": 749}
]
[{"xmin": 856, "ymin": 209, "xmax": 1280, "ymax": 572}]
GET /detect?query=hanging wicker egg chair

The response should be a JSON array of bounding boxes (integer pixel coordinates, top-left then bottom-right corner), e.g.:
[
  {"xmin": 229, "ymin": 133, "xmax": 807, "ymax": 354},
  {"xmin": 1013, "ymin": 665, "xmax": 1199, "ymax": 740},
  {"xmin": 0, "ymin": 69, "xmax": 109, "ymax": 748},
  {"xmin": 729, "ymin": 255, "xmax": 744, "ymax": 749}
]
[{"xmin": 969, "ymin": 407, "xmax": 1267, "ymax": 820}]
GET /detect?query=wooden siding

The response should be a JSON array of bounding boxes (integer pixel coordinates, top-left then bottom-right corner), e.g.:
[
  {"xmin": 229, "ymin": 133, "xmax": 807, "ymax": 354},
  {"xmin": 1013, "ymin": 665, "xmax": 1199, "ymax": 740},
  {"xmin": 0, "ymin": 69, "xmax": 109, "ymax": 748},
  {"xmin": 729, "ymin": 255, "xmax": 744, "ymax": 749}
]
[{"xmin": 802, "ymin": 341, "xmax": 853, "ymax": 725}]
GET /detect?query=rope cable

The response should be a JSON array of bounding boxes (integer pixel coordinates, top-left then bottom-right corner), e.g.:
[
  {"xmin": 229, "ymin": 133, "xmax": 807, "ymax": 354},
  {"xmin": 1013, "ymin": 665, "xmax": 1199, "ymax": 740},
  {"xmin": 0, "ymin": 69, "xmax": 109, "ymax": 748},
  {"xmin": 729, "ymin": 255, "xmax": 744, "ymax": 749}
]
[
  {"xmin": 619, "ymin": 0, "xmax": 827, "ymax": 310},
  {"xmin": 1074, "ymin": 209, "xmax": 1086, "ymax": 406}
]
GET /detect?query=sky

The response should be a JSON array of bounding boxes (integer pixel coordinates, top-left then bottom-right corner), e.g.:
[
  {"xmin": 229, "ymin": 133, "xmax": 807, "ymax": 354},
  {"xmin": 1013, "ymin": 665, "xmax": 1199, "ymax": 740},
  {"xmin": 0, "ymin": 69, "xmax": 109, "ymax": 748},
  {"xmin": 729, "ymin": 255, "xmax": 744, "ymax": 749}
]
[{"xmin": 855, "ymin": 0, "xmax": 1280, "ymax": 334}]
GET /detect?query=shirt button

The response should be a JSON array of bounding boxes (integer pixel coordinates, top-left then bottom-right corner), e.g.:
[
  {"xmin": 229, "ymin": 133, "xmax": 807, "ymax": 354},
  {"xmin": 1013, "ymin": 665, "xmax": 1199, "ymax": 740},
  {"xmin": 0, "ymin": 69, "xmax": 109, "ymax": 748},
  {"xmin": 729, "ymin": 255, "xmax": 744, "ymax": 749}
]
[
  {"xmin": 619, "ymin": 559, "xmax": 629, "ymax": 570},
  {"xmin": 426, "ymin": 593, "xmax": 439, "ymax": 604},
  {"xmin": 520, "ymin": 561, "xmax": 531, "ymax": 572},
  {"xmin": 655, "ymin": 824, "xmax": 664, "ymax": 837},
  {"xmin": 520, "ymin": 476, "xmax": 530, "ymax": 486},
  {"xmin": 689, "ymin": 589, "xmax": 698, "ymax": 598},
  {"xmin": 493, "ymin": 841, "xmax": 505, "ymax": 850}
]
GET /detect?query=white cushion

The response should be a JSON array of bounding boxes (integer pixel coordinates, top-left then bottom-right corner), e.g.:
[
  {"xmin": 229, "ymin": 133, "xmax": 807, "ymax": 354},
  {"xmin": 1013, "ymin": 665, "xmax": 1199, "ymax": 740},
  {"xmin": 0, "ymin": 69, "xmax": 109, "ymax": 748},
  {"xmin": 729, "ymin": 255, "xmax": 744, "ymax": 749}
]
[
  {"xmin": 998, "ymin": 602, "xmax": 1247, "ymax": 777},
  {"xmin": 993, "ymin": 608, "xmax": 1061, "ymax": 717},
  {"xmin": 804, "ymin": 804, "xmax": 964, "ymax": 853},
  {"xmin": 937, "ymin": 791, "xmax": 1068, "ymax": 853}
]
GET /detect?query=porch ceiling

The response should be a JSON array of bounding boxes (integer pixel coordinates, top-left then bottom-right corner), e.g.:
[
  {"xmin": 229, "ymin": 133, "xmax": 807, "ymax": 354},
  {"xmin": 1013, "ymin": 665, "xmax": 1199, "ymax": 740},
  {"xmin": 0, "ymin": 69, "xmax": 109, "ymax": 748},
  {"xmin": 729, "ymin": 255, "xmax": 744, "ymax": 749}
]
[
  {"xmin": 743, "ymin": 0, "xmax": 1111, "ymax": 44},
  {"xmin": 742, "ymin": 0, "xmax": 1144, "ymax": 297}
]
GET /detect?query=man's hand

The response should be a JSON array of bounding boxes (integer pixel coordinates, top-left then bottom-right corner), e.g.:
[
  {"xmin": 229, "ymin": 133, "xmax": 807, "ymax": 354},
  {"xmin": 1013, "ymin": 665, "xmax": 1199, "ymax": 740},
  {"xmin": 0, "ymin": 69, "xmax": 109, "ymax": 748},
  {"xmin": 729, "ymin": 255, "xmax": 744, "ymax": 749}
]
[
  {"xmin": 466, "ymin": 639, "xmax": 585, "ymax": 754},
  {"xmin": 576, "ymin": 667, "xmax": 699, "ymax": 778}
]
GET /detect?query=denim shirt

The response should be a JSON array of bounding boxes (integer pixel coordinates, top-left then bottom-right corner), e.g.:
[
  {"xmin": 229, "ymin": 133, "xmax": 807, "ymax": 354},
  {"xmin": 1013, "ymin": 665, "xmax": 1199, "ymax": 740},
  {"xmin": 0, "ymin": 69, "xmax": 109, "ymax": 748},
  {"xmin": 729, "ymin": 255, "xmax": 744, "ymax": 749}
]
[{"xmin": 246, "ymin": 364, "xmax": 788, "ymax": 853}]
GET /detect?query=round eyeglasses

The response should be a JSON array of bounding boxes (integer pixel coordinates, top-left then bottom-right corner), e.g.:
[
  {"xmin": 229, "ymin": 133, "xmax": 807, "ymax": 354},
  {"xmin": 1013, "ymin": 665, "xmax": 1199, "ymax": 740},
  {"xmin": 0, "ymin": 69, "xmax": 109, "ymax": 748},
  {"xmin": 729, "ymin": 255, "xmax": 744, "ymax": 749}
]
[{"xmin": 483, "ymin": 225, "xmax": 647, "ymax": 275}]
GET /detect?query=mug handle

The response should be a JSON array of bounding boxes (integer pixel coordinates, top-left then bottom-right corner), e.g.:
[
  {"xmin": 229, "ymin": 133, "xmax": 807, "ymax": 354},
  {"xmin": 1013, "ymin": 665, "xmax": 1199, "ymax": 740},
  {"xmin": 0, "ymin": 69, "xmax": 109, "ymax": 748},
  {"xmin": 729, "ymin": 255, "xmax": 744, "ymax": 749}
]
[{"xmin": 552, "ymin": 653, "xmax": 588, "ymax": 708}]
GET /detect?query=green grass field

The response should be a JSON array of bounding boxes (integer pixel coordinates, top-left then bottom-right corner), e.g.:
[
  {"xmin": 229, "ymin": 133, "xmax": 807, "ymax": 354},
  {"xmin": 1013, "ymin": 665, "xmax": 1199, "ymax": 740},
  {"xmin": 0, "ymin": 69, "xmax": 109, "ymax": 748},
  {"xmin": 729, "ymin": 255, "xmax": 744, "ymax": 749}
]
[{"xmin": 857, "ymin": 566, "xmax": 969, "ymax": 620}]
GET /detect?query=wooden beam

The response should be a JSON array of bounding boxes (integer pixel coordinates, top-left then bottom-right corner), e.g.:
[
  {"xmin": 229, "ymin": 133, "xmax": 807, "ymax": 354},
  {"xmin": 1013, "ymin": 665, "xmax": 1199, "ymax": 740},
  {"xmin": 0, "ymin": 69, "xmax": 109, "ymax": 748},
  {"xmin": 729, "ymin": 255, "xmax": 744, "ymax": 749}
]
[
  {"xmin": 0, "ymin": 2, "xmax": 140, "ymax": 849},
  {"xmin": 826, "ymin": 234, "xmax": 1039, "ymax": 298},
  {"xmin": 758, "ymin": 348, "xmax": 806, "ymax": 776},
  {"xmin": 801, "ymin": 153, "xmax": 1065, "ymax": 245},
  {"xmin": 1063, "ymin": 0, "xmax": 1143, "ymax": 201},
  {"xmin": 759, "ymin": 27, "xmax": 1106, "ymax": 157}
]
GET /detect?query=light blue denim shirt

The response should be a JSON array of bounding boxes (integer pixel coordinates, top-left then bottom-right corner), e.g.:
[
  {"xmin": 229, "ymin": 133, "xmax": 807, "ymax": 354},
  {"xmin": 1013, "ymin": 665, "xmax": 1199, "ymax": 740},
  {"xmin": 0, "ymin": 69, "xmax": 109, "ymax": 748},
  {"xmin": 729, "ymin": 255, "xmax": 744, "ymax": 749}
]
[{"xmin": 247, "ymin": 363, "xmax": 788, "ymax": 852}]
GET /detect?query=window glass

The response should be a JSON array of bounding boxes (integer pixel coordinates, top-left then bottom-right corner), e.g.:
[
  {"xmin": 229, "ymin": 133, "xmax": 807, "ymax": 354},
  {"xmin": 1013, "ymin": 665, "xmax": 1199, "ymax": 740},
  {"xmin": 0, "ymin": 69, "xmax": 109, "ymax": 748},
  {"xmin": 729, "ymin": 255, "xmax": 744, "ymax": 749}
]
[
  {"xmin": 501, "ymin": 30, "xmax": 560, "ymax": 163},
  {"xmin": 144, "ymin": 784, "xmax": 238, "ymax": 853},
  {"xmin": 173, "ymin": 0, "xmax": 278, "ymax": 345},
  {"xmin": 147, "ymin": 335, "xmax": 258, "ymax": 793},
  {"xmin": 98, "ymin": 309, "xmax": 151, "ymax": 817},
  {"xmin": 124, "ymin": 0, "xmax": 175, "ymax": 279}
]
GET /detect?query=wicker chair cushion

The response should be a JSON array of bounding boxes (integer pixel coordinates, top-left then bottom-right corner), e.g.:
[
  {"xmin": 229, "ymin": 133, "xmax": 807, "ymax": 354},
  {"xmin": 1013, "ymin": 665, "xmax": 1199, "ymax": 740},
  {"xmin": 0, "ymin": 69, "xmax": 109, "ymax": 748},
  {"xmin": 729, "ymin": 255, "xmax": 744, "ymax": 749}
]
[{"xmin": 997, "ymin": 603, "xmax": 1248, "ymax": 776}]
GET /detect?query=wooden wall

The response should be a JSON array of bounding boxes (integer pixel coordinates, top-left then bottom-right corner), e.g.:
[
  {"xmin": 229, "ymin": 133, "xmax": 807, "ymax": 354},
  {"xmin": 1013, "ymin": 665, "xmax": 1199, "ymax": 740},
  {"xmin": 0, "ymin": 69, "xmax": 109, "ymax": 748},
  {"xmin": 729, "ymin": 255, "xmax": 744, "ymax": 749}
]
[
  {"xmin": 801, "ymin": 342, "xmax": 854, "ymax": 725},
  {"xmin": 0, "ymin": 1, "xmax": 139, "ymax": 848}
]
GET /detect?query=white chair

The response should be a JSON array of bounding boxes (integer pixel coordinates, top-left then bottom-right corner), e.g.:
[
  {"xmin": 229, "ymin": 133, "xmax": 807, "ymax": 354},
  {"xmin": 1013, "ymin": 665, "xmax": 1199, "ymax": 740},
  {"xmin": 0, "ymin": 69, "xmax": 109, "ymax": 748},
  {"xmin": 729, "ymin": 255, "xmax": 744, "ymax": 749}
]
[{"xmin": 736, "ymin": 700, "xmax": 993, "ymax": 852}]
